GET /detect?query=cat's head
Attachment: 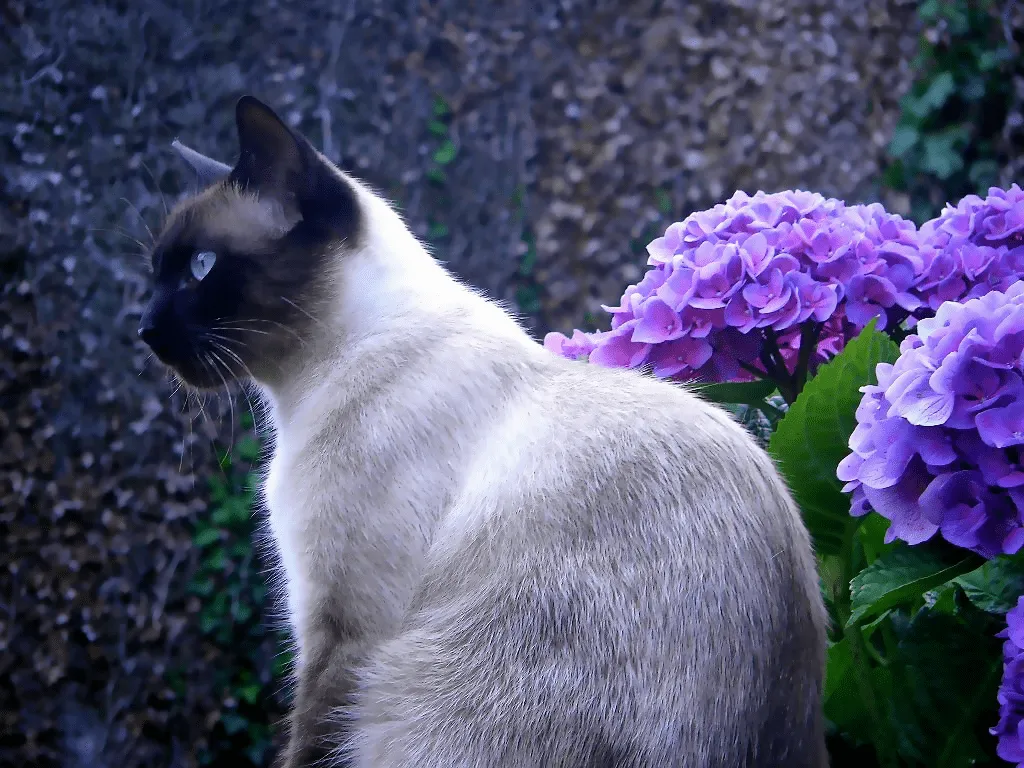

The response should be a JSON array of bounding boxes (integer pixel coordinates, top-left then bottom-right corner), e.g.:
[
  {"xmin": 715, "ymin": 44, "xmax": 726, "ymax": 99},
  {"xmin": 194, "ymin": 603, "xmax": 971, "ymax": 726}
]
[{"xmin": 137, "ymin": 95, "xmax": 362, "ymax": 389}]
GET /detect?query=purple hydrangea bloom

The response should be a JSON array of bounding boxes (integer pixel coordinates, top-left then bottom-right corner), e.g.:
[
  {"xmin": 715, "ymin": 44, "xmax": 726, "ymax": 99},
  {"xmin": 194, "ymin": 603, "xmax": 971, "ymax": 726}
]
[
  {"xmin": 915, "ymin": 185, "xmax": 1024, "ymax": 316},
  {"xmin": 992, "ymin": 596, "xmax": 1024, "ymax": 766},
  {"xmin": 545, "ymin": 189, "xmax": 924, "ymax": 383},
  {"xmin": 837, "ymin": 281, "xmax": 1024, "ymax": 558}
]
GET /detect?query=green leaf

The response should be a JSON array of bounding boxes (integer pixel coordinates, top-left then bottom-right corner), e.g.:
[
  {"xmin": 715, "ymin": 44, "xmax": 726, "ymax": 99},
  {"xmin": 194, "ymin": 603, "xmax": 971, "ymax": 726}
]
[
  {"xmin": 823, "ymin": 637, "xmax": 885, "ymax": 746},
  {"xmin": 518, "ymin": 243, "xmax": 537, "ymax": 277},
  {"xmin": 432, "ymin": 96, "xmax": 450, "ymax": 117},
  {"xmin": 886, "ymin": 609, "xmax": 1002, "ymax": 766},
  {"xmin": 220, "ymin": 711, "xmax": 249, "ymax": 735},
  {"xmin": 907, "ymin": 71, "xmax": 956, "ymax": 118},
  {"xmin": 847, "ymin": 546, "xmax": 982, "ymax": 628},
  {"xmin": 954, "ymin": 555, "xmax": 1024, "ymax": 614},
  {"xmin": 515, "ymin": 285, "xmax": 541, "ymax": 314},
  {"xmin": 856, "ymin": 513, "xmax": 892, "ymax": 567},
  {"xmin": 193, "ymin": 528, "xmax": 222, "ymax": 549},
  {"xmin": 199, "ymin": 611, "xmax": 220, "ymax": 634},
  {"xmin": 692, "ymin": 378, "xmax": 778, "ymax": 407},
  {"xmin": 969, "ymin": 158, "xmax": 1000, "ymax": 189},
  {"xmin": 207, "ymin": 475, "xmax": 229, "ymax": 504},
  {"xmin": 428, "ymin": 222, "xmax": 450, "ymax": 240},
  {"xmin": 233, "ymin": 601, "xmax": 253, "ymax": 623},
  {"xmin": 234, "ymin": 435, "xmax": 262, "ymax": 463},
  {"xmin": 212, "ymin": 497, "xmax": 251, "ymax": 528},
  {"xmin": 654, "ymin": 187, "xmax": 673, "ymax": 215},
  {"xmin": 432, "ymin": 138, "xmax": 457, "ymax": 165},
  {"xmin": 768, "ymin": 320, "xmax": 900, "ymax": 555},
  {"xmin": 427, "ymin": 119, "xmax": 448, "ymax": 136},
  {"xmin": 922, "ymin": 133, "xmax": 965, "ymax": 180},
  {"xmin": 239, "ymin": 682, "xmax": 262, "ymax": 705},
  {"xmin": 978, "ymin": 47, "xmax": 1014, "ymax": 72},
  {"xmin": 187, "ymin": 576, "xmax": 215, "ymax": 596},
  {"xmin": 888, "ymin": 125, "xmax": 919, "ymax": 158},
  {"xmin": 425, "ymin": 167, "xmax": 446, "ymax": 185}
]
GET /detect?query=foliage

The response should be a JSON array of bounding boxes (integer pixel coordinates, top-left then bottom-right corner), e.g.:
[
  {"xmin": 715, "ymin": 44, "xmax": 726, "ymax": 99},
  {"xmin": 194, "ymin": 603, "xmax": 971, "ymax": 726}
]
[
  {"xmin": 549, "ymin": 185, "xmax": 1024, "ymax": 766},
  {"xmin": 883, "ymin": 0, "xmax": 1017, "ymax": 223},
  {"xmin": 185, "ymin": 412, "xmax": 288, "ymax": 767}
]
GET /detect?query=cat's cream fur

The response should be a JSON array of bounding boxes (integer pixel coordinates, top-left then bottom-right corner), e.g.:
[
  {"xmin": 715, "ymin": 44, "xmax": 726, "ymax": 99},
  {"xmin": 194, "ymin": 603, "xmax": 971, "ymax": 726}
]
[{"xmin": 152, "ymin": 97, "xmax": 829, "ymax": 768}]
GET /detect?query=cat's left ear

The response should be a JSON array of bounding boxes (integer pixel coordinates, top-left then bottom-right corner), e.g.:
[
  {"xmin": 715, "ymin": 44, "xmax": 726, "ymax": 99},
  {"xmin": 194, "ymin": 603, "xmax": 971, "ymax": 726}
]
[
  {"xmin": 231, "ymin": 95, "xmax": 310, "ymax": 212},
  {"xmin": 171, "ymin": 139, "xmax": 232, "ymax": 187}
]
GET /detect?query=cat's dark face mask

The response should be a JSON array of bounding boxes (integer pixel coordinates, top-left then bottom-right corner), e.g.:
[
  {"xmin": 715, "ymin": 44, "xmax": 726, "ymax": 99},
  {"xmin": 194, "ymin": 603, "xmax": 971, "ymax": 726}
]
[{"xmin": 137, "ymin": 95, "xmax": 361, "ymax": 389}]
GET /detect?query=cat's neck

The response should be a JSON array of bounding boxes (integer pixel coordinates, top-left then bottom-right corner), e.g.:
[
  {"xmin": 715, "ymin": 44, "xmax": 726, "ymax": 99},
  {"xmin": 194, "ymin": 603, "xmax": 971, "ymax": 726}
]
[{"xmin": 256, "ymin": 183, "xmax": 538, "ymax": 429}]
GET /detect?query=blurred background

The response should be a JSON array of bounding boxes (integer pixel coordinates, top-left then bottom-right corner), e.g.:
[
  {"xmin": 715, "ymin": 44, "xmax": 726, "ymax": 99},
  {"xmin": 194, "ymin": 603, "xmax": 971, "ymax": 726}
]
[{"xmin": 2, "ymin": 0, "xmax": 1022, "ymax": 765}]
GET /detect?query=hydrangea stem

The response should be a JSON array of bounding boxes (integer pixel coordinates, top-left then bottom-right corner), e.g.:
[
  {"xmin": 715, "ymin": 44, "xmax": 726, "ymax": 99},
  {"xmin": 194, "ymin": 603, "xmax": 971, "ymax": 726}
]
[
  {"xmin": 761, "ymin": 329, "xmax": 798, "ymax": 403},
  {"xmin": 793, "ymin": 322, "xmax": 823, "ymax": 397}
]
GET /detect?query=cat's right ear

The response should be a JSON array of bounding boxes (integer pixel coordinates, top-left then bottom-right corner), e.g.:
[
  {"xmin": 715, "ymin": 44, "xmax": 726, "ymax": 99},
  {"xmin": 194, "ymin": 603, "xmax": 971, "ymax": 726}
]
[{"xmin": 171, "ymin": 140, "xmax": 233, "ymax": 188}]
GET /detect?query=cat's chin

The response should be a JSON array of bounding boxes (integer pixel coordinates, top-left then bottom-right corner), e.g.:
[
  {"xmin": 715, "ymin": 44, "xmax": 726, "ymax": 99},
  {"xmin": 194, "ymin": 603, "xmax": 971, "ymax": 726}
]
[{"xmin": 155, "ymin": 354, "xmax": 239, "ymax": 392}]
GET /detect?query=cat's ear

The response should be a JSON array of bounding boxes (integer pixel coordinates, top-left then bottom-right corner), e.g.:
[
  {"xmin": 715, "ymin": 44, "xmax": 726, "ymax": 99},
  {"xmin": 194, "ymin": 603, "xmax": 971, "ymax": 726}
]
[
  {"xmin": 171, "ymin": 139, "xmax": 232, "ymax": 187},
  {"xmin": 231, "ymin": 95, "xmax": 308, "ymax": 208}
]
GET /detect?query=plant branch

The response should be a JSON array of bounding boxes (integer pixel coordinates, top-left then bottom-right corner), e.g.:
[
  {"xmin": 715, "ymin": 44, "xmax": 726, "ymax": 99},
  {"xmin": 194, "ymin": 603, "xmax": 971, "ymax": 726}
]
[
  {"xmin": 761, "ymin": 329, "xmax": 798, "ymax": 403},
  {"xmin": 793, "ymin": 321, "xmax": 822, "ymax": 397}
]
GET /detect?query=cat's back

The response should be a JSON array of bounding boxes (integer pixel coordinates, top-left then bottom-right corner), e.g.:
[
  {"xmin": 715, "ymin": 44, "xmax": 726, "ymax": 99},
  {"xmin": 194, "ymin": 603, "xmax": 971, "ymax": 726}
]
[{"xmin": 359, "ymin": 357, "xmax": 828, "ymax": 767}]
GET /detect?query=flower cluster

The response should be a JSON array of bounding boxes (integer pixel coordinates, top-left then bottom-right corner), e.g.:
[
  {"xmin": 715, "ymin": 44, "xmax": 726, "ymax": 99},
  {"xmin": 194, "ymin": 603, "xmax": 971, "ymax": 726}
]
[
  {"xmin": 915, "ymin": 185, "xmax": 1024, "ymax": 316},
  {"xmin": 993, "ymin": 596, "xmax": 1024, "ymax": 766},
  {"xmin": 837, "ymin": 281, "xmax": 1024, "ymax": 558},
  {"xmin": 545, "ymin": 189, "xmax": 925, "ymax": 384},
  {"xmin": 545, "ymin": 185, "xmax": 1024, "ymax": 392}
]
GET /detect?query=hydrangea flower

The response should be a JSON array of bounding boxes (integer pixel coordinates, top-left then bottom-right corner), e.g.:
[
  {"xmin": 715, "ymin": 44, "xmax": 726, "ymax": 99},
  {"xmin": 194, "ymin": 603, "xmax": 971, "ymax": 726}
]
[
  {"xmin": 545, "ymin": 189, "xmax": 925, "ymax": 385},
  {"xmin": 915, "ymin": 184, "xmax": 1024, "ymax": 317},
  {"xmin": 837, "ymin": 281, "xmax": 1024, "ymax": 558},
  {"xmin": 992, "ymin": 596, "xmax": 1024, "ymax": 766}
]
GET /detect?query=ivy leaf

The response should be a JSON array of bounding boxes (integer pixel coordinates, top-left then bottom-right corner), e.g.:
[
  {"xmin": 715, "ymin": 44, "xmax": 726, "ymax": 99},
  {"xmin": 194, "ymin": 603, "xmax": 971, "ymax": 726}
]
[
  {"xmin": 922, "ymin": 132, "xmax": 965, "ymax": 180},
  {"xmin": 432, "ymin": 96, "xmax": 450, "ymax": 117},
  {"xmin": 220, "ymin": 712, "xmax": 249, "ymax": 735},
  {"xmin": 193, "ymin": 528, "xmax": 221, "ymax": 549},
  {"xmin": 906, "ymin": 71, "xmax": 956, "ymax": 118},
  {"xmin": 432, "ymin": 139, "xmax": 457, "ymax": 165},
  {"xmin": 234, "ymin": 435, "xmax": 262, "ymax": 463},
  {"xmin": 239, "ymin": 682, "xmax": 262, "ymax": 705},
  {"xmin": 692, "ymin": 378, "xmax": 778, "ymax": 407},
  {"xmin": 889, "ymin": 125, "xmax": 919, "ymax": 158},
  {"xmin": 847, "ymin": 545, "xmax": 982, "ymax": 628},
  {"xmin": 954, "ymin": 555, "xmax": 1024, "ymax": 614},
  {"xmin": 768, "ymin": 320, "xmax": 900, "ymax": 555},
  {"xmin": 428, "ymin": 222, "xmax": 450, "ymax": 240}
]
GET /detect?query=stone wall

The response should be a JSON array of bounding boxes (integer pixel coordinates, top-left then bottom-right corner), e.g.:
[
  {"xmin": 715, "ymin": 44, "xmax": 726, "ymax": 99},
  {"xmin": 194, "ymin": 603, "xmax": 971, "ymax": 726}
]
[{"xmin": 1, "ymin": 0, "xmax": 921, "ymax": 764}]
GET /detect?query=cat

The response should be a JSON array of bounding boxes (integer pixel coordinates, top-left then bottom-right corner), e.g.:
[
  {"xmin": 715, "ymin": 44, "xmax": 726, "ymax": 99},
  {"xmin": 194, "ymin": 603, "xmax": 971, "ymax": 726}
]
[{"xmin": 138, "ymin": 95, "xmax": 830, "ymax": 768}]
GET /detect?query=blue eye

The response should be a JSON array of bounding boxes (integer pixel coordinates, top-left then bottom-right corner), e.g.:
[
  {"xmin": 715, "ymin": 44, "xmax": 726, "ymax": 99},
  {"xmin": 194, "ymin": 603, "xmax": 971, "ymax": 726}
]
[{"xmin": 190, "ymin": 250, "xmax": 217, "ymax": 281}]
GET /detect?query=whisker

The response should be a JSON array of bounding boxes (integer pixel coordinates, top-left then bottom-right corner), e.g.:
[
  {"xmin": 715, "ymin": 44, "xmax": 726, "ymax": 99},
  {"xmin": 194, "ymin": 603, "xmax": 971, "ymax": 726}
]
[
  {"xmin": 206, "ymin": 349, "xmax": 238, "ymax": 450},
  {"xmin": 202, "ymin": 333, "xmax": 262, "ymax": 428},
  {"xmin": 120, "ymin": 196, "xmax": 155, "ymax": 245},
  {"xmin": 88, "ymin": 226, "xmax": 149, "ymax": 254},
  {"xmin": 280, "ymin": 296, "xmax": 323, "ymax": 327},
  {"xmin": 211, "ymin": 324, "xmax": 273, "ymax": 338},
  {"xmin": 215, "ymin": 318, "xmax": 308, "ymax": 348},
  {"xmin": 207, "ymin": 338, "xmax": 261, "ymax": 429},
  {"xmin": 139, "ymin": 159, "xmax": 169, "ymax": 217}
]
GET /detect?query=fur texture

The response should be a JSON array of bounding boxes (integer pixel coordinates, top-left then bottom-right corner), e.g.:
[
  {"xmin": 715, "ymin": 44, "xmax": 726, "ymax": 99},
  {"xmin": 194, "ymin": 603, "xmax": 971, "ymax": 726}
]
[{"xmin": 141, "ymin": 96, "xmax": 830, "ymax": 768}]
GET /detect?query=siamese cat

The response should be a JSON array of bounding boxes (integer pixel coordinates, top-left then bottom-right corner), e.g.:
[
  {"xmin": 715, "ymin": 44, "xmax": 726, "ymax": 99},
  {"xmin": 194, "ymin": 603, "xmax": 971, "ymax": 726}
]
[{"xmin": 138, "ymin": 95, "xmax": 829, "ymax": 768}]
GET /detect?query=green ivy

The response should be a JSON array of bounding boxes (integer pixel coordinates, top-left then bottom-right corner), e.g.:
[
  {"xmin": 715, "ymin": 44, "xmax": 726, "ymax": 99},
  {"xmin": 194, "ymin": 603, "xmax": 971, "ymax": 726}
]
[
  {"xmin": 186, "ymin": 410, "xmax": 289, "ymax": 767},
  {"xmin": 883, "ymin": 0, "xmax": 1017, "ymax": 222}
]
